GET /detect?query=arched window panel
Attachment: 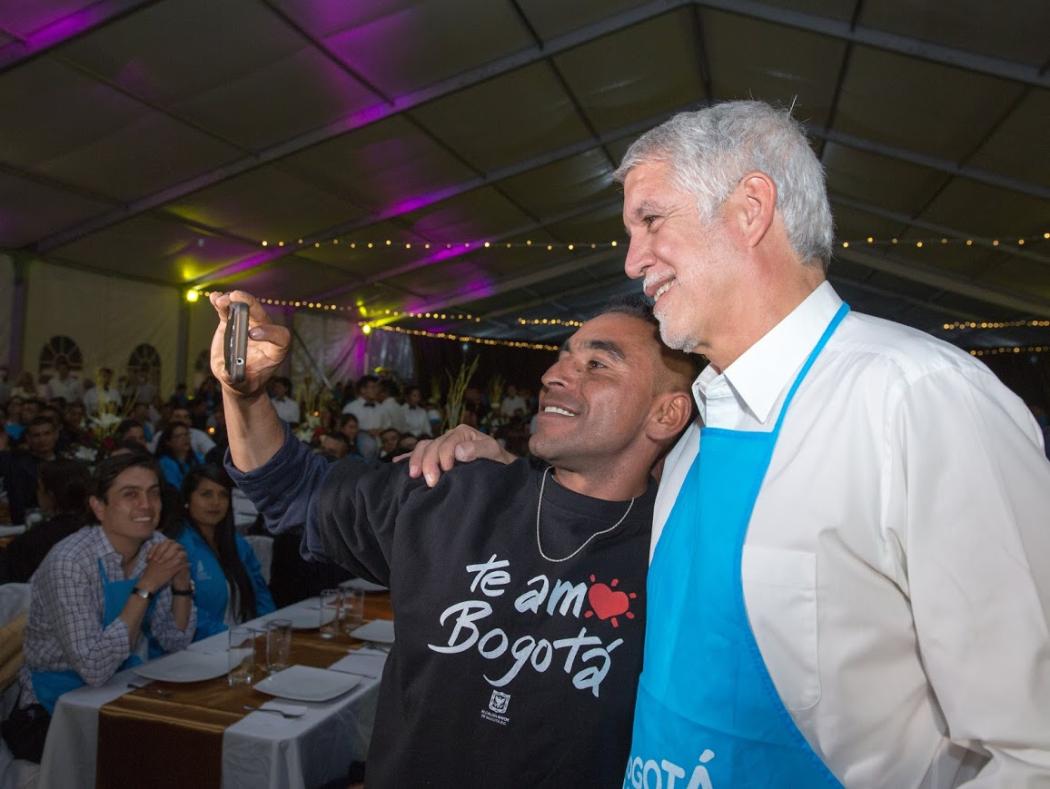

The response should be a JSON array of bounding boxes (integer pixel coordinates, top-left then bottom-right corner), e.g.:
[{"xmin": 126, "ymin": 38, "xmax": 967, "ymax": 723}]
[{"xmin": 39, "ymin": 335, "xmax": 83, "ymax": 376}]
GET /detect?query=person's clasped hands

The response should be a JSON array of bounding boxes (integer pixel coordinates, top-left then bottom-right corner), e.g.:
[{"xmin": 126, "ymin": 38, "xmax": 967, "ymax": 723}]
[{"xmin": 139, "ymin": 539, "xmax": 190, "ymax": 593}]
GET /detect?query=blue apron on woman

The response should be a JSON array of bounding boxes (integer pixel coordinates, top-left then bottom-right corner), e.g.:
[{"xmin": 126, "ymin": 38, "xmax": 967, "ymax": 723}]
[
  {"xmin": 30, "ymin": 558, "xmax": 153, "ymax": 714},
  {"xmin": 625, "ymin": 304, "xmax": 849, "ymax": 788}
]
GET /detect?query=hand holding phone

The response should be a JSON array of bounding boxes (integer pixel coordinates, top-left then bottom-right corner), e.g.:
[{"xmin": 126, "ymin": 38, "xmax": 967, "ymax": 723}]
[
  {"xmin": 224, "ymin": 301, "xmax": 249, "ymax": 384},
  {"xmin": 209, "ymin": 291, "xmax": 291, "ymax": 398}
]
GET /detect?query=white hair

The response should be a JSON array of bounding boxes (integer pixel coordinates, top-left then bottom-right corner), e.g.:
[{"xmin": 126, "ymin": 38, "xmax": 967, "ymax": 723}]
[{"xmin": 613, "ymin": 100, "xmax": 834, "ymax": 268}]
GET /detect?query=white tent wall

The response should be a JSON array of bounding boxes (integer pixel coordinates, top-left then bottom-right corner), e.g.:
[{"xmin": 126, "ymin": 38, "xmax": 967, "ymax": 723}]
[
  {"xmin": 186, "ymin": 299, "xmax": 218, "ymax": 389},
  {"xmin": 289, "ymin": 310, "xmax": 367, "ymax": 393},
  {"xmin": 0, "ymin": 255, "xmax": 12, "ymax": 369},
  {"xmin": 23, "ymin": 259, "xmax": 180, "ymax": 399}
]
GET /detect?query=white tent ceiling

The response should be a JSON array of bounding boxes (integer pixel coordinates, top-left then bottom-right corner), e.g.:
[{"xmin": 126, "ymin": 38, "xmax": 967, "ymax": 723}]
[{"xmin": 1, "ymin": 0, "xmax": 1048, "ymax": 345}]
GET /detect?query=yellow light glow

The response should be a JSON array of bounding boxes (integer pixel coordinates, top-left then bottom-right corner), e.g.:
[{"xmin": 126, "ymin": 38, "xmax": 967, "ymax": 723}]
[
  {"xmin": 362, "ymin": 324, "xmax": 372, "ymax": 335},
  {"xmin": 185, "ymin": 289, "xmax": 200, "ymax": 303}
]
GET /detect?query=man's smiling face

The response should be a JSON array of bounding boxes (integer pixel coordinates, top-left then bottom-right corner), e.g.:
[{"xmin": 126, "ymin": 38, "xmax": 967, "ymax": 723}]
[
  {"xmin": 622, "ymin": 160, "xmax": 743, "ymax": 358},
  {"xmin": 529, "ymin": 312, "xmax": 665, "ymax": 473}
]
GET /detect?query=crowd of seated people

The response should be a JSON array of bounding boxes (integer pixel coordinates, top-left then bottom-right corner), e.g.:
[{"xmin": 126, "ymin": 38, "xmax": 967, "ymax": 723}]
[{"xmin": 0, "ymin": 361, "xmax": 540, "ymax": 761}]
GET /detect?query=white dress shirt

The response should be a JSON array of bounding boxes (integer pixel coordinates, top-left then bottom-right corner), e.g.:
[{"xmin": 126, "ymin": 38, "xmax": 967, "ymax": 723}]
[
  {"xmin": 342, "ymin": 398, "xmax": 390, "ymax": 433},
  {"xmin": 500, "ymin": 395, "xmax": 527, "ymax": 418},
  {"xmin": 270, "ymin": 396, "xmax": 300, "ymax": 425},
  {"xmin": 83, "ymin": 386, "xmax": 122, "ymax": 415},
  {"xmin": 46, "ymin": 375, "xmax": 83, "ymax": 403},
  {"xmin": 652, "ymin": 282, "xmax": 1050, "ymax": 788},
  {"xmin": 399, "ymin": 403, "xmax": 432, "ymax": 437}
]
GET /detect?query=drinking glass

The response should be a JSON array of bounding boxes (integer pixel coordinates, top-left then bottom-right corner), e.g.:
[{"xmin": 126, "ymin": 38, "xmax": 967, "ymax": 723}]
[
  {"xmin": 266, "ymin": 619, "xmax": 292, "ymax": 673},
  {"xmin": 228, "ymin": 626, "xmax": 258, "ymax": 686},
  {"xmin": 341, "ymin": 589, "xmax": 365, "ymax": 635},
  {"xmin": 320, "ymin": 589, "xmax": 341, "ymax": 640}
]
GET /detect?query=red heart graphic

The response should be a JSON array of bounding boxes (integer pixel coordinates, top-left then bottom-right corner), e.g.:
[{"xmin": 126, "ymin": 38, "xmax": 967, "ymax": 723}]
[{"xmin": 587, "ymin": 583, "xmax": 630, "ymax": 621}]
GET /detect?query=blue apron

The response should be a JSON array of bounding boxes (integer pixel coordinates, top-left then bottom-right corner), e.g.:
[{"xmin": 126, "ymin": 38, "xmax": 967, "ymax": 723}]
[
  {"xmin": 625, "ymin": 303, "xmax": 849, "ymax": 788},
  {"xmin": 31, "ymin": 558, "xmax": 152, "ymax": 714}
]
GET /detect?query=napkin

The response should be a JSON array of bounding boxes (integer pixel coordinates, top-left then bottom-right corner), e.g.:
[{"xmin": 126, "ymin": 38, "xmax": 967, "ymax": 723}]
[
  {"xmin": 260, "ymin": 700, "xmax": 308, "ymax": 717},
  {"xmin": 327, "ymin": 648, "xmax": 387, "ymax": 679}
]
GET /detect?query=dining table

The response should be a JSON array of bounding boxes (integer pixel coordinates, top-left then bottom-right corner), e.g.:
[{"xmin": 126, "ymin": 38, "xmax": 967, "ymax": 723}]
[{"xmin": 37, "ymin": 590, "xmax": 393, "ymax": 789}]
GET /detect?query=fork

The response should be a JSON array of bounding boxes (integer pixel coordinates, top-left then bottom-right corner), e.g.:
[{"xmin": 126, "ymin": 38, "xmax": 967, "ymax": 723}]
[
  {"xmin": 242, "ymin": 704, "xmax": 303, "ymax": 719},
  {"xmin": 127, "ymin": 681, "xmax": 171, "ymax": 697}
]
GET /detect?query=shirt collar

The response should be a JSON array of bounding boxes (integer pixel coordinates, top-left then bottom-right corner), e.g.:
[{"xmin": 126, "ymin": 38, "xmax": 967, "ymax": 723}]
[{"xmin": 694, "ymin": 281, "xmax": 842, "ymax": 425}]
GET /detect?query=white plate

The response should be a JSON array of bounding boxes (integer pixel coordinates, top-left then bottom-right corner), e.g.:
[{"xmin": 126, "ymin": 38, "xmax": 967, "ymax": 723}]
[
  {"xmin": 254, "ymin": 665, "xmax": 361, "ymax": 702},
  {"xmin": 279, "ymin": 606, "xmax": 337, "ymax": 631},
  {"xmin": 347, "ymin": 620, "xmax": 395, "ymax": 644},
  {"xmin": 340, "ymin": 578, "xmax": 388, "ymax": 593},
  {"xmin": 135, "ymin": 650, "xmax": 229, "ymax": 683}
]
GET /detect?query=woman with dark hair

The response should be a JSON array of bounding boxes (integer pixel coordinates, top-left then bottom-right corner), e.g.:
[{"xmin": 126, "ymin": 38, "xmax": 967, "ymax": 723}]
[
  {"xmin": 0, "ymin": 459, "xmax": 91, "ymax": 583},
  {"xmin": 154, "ymin": 423, "xmax": 203, "ymax": 490},
  {"xmin": 115, "ymin": 418, "xmax": 148, "ymax": 450},
  {"xmin": 166, "ymin": 465, "xmax": 274, "ymax": 641}
]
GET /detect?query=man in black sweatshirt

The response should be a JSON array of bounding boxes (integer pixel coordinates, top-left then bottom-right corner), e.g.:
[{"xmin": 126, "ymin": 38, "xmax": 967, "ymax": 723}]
[{"xmin": 213, "ymin": 291, "xmax": 697, "ymax": 788}]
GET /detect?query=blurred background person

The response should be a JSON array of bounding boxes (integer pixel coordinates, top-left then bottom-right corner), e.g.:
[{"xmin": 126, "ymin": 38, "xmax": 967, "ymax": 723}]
[
  {"xmin": 399, "ymin": 386, "xmax": 432, "ymax": 438},
  {"xmin": 0, "ymin": 459, "xmax": 92, "ymax": 583},
  {"xmin": 0, "ymin": 416, "xmax": 61, "ymax": 524},
  {"xmin": 83, "ymin": 368, "xmax": 121, "ymax": 416},
  {"xmin": 269, "ymin": 376, "xmax": 300, "ymax": 425},
  {"xmin": 154, "ymin": 423, "xmax": 203, "ymax": 490}
]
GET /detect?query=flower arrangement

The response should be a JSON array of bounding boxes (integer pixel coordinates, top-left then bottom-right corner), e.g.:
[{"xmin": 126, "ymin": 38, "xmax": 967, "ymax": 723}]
[{"xmin": 86, "ymin": 368, "xmax": 131, "ymax": 457}]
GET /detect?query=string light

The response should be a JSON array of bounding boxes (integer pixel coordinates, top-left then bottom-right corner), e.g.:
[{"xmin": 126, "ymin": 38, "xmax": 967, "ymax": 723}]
[
  {"xmin": 517, "ymin": 317, "xmax": 584, "ymax": 328},
  {"xmin": 373, "ymin": 324, "xmax": 558, "ymax": 352},
  {"xmin": 250, "ymin": 232, "xmax": 1050, "ymax": 251},
  {"xmin": 942, "ymin": 319, "xmax": 1050, "ymax": 331},
  {"xmin": 970, "ymin": 345, "xmax": 1050, "ymax": 357}
]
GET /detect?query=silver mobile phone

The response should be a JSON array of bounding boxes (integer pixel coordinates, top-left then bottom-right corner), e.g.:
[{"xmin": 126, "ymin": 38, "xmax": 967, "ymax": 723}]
[{"xmin": 224, "ymin": 302, "xmax": 249, "ymax": 384}]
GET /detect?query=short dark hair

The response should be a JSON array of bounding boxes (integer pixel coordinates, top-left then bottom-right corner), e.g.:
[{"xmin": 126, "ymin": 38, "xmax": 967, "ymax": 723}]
[
  {"xmin": 596, "ymin": 293, "xmax": 659, "ymax": 326},
  {"xmin": 322, "ymin": 431, "xmax": 350, "ymax": 448},
  {"xmin": 339, "ymin": 413, "xmax": 359, "ymax": 429},
  {"xmin": 597, "ymin": 294, "xmax": 705, "ymax": 382},
  {"xmin": 117, "ymin": 418, "xmax": 144, "ymax": 437},
  {"xmin": 93, "ymin": 451, "xmax": 159, "ymax": 502},
  {"xmin": 27, "ymin": 415, "xmax": 56, "ymax": 431},
  {"xmin": 356, "ymin": 375, "xmax": 378, "ymax": 394},
  {"xmin": 38, "ymin": 459, "xmax": 91, "ymax": 515},
  {"xmin": 273, "ymin": 376, "xmax": 292, "ymax": 394}
]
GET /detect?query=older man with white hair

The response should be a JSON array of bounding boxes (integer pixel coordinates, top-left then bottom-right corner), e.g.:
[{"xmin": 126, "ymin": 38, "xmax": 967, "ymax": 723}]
[{"xmin": 615, "ymin": 100, "xmax": 1050, "ymax": 788}]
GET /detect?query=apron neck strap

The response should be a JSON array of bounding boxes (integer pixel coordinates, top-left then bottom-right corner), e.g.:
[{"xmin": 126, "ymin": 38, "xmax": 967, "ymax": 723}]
[{"xmin": 772, "ymin": 302, "xmax": 850, "ymax": 435}]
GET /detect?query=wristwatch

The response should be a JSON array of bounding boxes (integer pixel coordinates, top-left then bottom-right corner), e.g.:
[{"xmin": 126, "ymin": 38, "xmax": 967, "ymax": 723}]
[
  {"xmin": 171, "ymin": 580, "xmax": 195, "ymax": 597},
  {"xmin": 132, "ymin": 586, "xmax": 152, "ymax": 600}
]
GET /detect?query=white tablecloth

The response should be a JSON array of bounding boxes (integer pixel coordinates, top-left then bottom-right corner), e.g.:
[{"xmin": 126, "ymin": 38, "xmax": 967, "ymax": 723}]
[{"xmin": 37, "ymin": 600, "xmax": 382, "ymax": 789}]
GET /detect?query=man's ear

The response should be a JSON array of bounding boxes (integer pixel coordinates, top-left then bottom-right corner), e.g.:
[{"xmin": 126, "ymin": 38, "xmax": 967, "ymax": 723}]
[
  {"xmin": 88, "ymin": 495, "xmax": 105, "ymax": 523},
  {"xmin": 646, "ymin": 391, "xmax": 694, "ymax": 443},
  {"xmin": 733, "ymin": 171, "xmax": 777, "ymax": 250}
]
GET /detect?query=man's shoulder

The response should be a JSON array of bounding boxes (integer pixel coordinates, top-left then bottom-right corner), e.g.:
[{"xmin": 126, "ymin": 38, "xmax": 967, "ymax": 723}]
[
  {"xmin": 833, "ymin": 311, "xmax": 990, "ymax": 385},
  {"xmin": 38, "ymin": 526, "xmax": 99, "ymax": 572}
]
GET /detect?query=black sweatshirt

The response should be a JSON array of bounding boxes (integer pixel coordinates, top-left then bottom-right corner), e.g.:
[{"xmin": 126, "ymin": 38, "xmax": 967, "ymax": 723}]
[{"xmin": 231, "ymin": 433, "xmax": 653, "ymax": 788}]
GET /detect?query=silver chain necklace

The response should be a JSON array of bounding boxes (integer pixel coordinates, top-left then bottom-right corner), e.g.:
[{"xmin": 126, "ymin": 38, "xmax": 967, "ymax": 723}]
[{"xmin": 535, "ymin": 467, "xmax": 636, "ymax": 563}]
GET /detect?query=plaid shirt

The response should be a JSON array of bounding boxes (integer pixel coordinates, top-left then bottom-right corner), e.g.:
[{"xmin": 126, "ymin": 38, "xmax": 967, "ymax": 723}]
[{"xmin": 18, "ymin": 526, "xmax": 196, "ymax": 705}]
